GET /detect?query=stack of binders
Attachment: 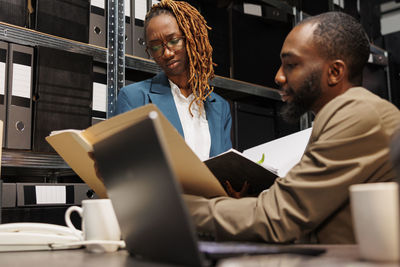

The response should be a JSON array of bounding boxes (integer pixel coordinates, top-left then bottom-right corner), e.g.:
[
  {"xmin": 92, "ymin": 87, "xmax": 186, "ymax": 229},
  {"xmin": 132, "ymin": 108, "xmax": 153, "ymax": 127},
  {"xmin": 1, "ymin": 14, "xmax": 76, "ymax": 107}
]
[
  {"xmin": 0, "ymin": 0, "xmax": 29, "ymax": 27},
  {"xmin": 33, "ymin": 46, "xmax": 93, "ymax": 152},
  {"xmin": 35, "ymin": 0, "xmax": 90, "ymax": 43},
  {"xmin": 88, "ymin": 0, "xmax": 152, "ymax": 58}
]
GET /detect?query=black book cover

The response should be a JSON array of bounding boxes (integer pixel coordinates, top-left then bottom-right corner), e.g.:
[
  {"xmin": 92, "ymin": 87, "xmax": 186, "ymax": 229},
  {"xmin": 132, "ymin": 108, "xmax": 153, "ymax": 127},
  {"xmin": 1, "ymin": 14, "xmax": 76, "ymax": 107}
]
[{"xmin": 204, "ymin": 149, "xmax": 277, "ymax": 195}]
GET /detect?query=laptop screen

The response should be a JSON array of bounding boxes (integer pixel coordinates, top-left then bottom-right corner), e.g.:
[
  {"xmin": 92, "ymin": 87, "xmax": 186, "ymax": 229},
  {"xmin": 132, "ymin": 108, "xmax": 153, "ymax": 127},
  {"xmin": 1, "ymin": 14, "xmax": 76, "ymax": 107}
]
[{"xmin": 93, "ymin": 112, "xmax": 204, "ymax": 267}]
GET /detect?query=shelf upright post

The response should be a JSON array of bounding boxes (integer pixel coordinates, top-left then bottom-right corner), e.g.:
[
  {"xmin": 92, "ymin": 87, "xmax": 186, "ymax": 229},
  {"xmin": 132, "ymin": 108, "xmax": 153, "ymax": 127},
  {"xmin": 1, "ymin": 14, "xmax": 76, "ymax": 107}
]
[{"xmin": 107, "ymin": 0, "xmax": 126, "ymax": 118}]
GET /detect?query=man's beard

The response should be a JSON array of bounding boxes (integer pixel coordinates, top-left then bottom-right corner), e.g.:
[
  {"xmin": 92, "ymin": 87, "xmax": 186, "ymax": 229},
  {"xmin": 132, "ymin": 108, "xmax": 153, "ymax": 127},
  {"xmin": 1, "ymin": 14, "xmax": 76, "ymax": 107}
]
[{"xmin": 280, "ymin": 70, "xmax": 322, "ymax": 123}]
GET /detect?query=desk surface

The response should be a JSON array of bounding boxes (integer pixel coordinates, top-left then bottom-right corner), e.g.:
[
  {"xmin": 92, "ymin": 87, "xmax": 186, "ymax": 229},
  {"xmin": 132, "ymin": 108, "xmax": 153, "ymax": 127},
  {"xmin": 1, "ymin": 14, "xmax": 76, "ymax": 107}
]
[{"xmin": 0, "ymin": 245, "xmax": 398, "ymax": 267}]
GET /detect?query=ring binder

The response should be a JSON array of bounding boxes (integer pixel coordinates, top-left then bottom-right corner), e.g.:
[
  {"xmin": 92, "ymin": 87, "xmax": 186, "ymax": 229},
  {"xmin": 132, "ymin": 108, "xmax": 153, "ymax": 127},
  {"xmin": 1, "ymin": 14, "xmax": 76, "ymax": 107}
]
[
  {"xmin": 89, "ymin": 0, "xmax": 107, "ymax": 47},
  {"xmin": 0, "ymin": 41, "xmax": 7, "ymax": 147},
  {"xmin": 6, "ymin": 44, "xmax": 34, "ymax": 150}
]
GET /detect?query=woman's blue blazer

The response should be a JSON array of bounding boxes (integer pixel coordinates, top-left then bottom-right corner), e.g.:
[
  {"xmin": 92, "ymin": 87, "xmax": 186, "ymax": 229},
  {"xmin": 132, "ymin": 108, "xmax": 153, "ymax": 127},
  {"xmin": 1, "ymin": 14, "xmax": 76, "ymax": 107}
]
[{"xmin": 116, "ymin": 72, "xmax": 232, "ymax": 157}]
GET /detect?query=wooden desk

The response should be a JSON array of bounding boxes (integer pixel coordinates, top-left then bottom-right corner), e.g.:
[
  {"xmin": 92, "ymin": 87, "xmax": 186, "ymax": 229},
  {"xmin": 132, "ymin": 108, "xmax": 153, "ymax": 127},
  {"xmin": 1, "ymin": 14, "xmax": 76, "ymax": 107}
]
[
  {"xmin": 218, "ymin": 245, "xmax": 400, "ymax": 267},
  {"xmin": 0, "ymin": 245, "xmax": 397, "ymax": 267}
]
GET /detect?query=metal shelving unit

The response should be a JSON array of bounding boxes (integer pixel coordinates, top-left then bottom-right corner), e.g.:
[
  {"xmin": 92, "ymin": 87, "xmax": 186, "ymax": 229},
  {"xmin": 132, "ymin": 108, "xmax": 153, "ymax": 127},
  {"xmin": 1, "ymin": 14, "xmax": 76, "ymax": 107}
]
[{"xmin": 0, "ymin": 19, "xmax": 281, "ymax": 169}]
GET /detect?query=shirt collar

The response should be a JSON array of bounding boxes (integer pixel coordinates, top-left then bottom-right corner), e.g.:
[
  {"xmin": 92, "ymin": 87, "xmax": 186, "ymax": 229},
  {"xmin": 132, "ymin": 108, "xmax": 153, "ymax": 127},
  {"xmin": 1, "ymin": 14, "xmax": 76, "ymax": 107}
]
[{"xmin": 169, "ymin": 79, "xmax": 194, "ymax": 102}]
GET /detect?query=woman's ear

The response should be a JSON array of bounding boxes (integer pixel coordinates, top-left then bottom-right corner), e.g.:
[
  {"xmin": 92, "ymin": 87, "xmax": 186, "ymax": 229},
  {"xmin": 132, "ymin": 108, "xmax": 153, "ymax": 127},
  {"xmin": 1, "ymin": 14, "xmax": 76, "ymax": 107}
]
[{"xmin": 327, "ymin": 60, "xmax": 346, "ymax": 86}]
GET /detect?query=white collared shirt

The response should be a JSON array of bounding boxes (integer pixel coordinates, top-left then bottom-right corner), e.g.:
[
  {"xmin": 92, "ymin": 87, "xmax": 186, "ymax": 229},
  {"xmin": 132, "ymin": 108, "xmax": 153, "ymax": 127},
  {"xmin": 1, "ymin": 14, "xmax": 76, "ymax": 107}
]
[{"xmin": 169, "ymin": 80, "xmax": 211, "ymax": 161}]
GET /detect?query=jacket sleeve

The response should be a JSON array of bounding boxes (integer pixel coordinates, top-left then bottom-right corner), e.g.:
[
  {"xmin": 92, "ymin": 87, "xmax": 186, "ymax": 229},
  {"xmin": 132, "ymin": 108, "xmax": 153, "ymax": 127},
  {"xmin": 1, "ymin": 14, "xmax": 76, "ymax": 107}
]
[{"xmin": 185, "ymin": 99, "xmax": 395, "ymax": 243}]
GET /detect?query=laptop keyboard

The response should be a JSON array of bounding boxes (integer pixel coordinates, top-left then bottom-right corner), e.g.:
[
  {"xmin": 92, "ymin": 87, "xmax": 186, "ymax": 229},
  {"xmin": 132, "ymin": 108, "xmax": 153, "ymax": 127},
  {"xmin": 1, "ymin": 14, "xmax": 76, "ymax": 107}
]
[{"xmin": 198, "ymin": 241, "xmax": 325, "ymax": 259}]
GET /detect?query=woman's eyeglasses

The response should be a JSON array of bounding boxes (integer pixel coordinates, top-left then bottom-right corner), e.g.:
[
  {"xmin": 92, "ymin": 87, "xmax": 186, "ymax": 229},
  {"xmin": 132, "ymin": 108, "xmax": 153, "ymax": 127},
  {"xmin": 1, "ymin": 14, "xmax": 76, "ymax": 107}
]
[{"xmin": 145, "ymin": 36, "xmax": 185, "ymax": 58}]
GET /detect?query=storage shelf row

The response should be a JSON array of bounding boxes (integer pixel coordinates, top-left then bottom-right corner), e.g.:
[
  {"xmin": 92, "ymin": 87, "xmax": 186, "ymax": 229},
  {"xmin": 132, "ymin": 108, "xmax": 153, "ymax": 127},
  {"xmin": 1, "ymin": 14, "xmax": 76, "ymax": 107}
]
[{"xmin": 0, "ymin": 21, "xmax": 281, "ymax": 170}]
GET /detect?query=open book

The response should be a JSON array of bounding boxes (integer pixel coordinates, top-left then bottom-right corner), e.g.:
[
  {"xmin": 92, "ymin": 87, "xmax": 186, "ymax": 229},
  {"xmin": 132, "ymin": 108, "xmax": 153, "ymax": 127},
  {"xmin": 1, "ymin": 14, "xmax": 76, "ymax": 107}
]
[
  {"xmin": 204, "ymin": 128, "xmax": 312, "ymax": 195},
  {"xmin": 46, "ymin": 104, "xmax": 227, "ymax": 199}
]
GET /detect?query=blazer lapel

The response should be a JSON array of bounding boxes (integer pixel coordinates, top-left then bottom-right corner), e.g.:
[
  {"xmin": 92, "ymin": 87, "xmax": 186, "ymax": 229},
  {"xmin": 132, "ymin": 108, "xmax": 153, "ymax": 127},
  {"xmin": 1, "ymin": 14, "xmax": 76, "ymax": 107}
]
[
  {"xmin": 204, "ymin": 94, "xmax": 222, "ymax": 156},
  {"xmin": 148, "ymin": 72, "xmax": 184, "ymax": 136}
]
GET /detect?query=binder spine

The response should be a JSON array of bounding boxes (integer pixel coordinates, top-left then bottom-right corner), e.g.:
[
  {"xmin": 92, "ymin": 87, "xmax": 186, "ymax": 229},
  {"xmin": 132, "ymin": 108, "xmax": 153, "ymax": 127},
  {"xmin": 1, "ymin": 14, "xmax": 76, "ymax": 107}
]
[
  {"xmin": 0, "ymin": 41, "xmax": 8, "ymax": 147},
  {"xmin": 89, "ymin": 0, "xmax": 107, "ymax": 47},
  {"xmin": 6, "ymin": 44, "xmax": 34, "ymax": 150},
  {"xmin": 125, "ymin": 0, "xmax": 133, "ymax": 55},
  {"xmin": 92, "ymin": 64, "xmax": 107, "ymax": 125},
  {"xmin": 131, "ymin": 0, "xmax": 149, "ymax": 58}
]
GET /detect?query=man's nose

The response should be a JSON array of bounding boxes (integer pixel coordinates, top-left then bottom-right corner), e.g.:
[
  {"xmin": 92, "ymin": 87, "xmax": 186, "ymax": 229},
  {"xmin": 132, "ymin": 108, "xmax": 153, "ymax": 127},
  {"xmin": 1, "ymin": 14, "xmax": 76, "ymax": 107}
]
[{"xmin": 275, "ymin": 66, "xmax": 286, "ymax": 87}]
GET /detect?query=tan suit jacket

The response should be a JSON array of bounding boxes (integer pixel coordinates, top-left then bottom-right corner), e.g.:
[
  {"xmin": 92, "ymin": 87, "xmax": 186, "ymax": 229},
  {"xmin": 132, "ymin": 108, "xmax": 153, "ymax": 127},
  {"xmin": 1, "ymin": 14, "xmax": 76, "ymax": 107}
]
[{"xmin": 185, "ymin": 87, "xmax": 400, "ymax": 244}]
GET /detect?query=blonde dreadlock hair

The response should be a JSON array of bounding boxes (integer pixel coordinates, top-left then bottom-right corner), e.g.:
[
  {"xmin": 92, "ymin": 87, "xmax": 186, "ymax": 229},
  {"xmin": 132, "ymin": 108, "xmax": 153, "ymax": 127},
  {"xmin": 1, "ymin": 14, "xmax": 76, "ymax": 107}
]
[{"xmin": 145, "ymin": 0, "xmax": 215, "ymax": 115}]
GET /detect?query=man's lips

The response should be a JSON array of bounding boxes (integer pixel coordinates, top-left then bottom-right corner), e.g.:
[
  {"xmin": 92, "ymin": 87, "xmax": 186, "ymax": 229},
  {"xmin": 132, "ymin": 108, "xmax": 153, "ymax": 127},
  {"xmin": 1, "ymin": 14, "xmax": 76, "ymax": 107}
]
[{"xmin": 279, "ymin": 90, "xmax": 291, "ymax": 102}]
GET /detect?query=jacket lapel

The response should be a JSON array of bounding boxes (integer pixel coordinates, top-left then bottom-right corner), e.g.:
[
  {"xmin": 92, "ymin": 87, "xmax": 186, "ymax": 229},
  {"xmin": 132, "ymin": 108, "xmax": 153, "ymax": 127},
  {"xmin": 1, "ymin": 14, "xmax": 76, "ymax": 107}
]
[
  {"xmin": 148, "ymin": 72, "xmax": 184, "ymax": 136},
  {"xmin": 204, "ymin": 93, "xmax": 222, "ymax": 156}
]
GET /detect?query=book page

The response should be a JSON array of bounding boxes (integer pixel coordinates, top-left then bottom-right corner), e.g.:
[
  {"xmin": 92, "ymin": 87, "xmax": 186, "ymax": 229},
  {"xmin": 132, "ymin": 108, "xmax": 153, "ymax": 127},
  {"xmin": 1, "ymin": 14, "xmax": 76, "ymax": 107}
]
[
  {"xmin": 243, "ymin": 127, "xmax": 312, "ymax": 177},
  {"xmin": 50, "ymin": 129, "xmax": 83, "ymax": 136}
]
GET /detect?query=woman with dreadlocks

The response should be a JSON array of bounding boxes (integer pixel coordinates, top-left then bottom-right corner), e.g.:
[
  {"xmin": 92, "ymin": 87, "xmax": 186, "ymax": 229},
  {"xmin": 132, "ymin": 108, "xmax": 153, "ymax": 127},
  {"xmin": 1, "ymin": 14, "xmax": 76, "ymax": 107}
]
[{"xmin": 116, "ymin": 0, "xmax": 232, "ymax": 160}]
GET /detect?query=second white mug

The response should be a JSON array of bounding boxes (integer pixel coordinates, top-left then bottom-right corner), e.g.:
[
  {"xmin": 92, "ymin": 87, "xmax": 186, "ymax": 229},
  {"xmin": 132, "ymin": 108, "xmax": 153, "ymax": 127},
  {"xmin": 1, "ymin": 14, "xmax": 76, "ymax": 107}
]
[
  {"xmin": 65, "ymin": 198, "xmax": 122, "ymax": 253},
  {"xmin": 350, "ymin": 182, "xmax": 400, "ymax": 262}
]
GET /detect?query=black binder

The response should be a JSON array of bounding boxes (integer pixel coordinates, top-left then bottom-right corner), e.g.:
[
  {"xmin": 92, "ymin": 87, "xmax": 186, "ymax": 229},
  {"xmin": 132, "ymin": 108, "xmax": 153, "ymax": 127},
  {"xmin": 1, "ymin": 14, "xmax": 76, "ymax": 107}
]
[
  {"xmin": 35, "ymin": 0, "xmax": 90, "ymax": 43},
  {"xmin": 0, "ymin": 0, "xmax": 28, "ymax": 27},
  {"xmin": 200, "ymin": 4, "xmax": 230, "ymax": 77},
  {"xmin": 231, "ymin": 7, "xmax": 292, "ymax": 88},
  {"xmin": 33, "ymin": 46, "xmax": 92, "ymax": 152}
]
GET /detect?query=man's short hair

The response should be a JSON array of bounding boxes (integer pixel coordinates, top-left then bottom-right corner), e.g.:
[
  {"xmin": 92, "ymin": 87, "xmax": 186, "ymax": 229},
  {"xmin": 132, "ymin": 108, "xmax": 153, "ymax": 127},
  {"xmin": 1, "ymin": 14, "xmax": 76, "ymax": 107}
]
[{"xmin": 301, "ymin": 12, "xmax": 370, "ymax": 84}]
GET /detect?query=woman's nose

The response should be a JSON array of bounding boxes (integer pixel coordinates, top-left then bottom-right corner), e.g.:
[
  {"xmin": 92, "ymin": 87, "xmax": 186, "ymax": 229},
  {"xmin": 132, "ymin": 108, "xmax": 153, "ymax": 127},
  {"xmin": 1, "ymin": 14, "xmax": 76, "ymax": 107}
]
[{"xmin": 161, "ymin": 46, "xmax": 175, "ymax": 59}]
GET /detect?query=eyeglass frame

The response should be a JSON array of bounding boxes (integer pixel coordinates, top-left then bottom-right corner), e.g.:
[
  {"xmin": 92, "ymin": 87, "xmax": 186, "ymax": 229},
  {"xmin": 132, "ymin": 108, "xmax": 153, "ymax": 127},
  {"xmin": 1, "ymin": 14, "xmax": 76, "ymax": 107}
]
[{"xmin": 145, "ymin": 36, "xmax": 186, "ymax": 58}]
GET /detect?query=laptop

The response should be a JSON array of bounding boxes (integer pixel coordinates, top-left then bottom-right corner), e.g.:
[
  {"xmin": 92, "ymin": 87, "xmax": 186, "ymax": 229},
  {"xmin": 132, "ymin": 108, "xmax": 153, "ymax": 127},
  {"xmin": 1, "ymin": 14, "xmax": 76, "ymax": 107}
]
[{"xmin": 93, "ymin": 111, "xmax": 325, "ymax": 266}]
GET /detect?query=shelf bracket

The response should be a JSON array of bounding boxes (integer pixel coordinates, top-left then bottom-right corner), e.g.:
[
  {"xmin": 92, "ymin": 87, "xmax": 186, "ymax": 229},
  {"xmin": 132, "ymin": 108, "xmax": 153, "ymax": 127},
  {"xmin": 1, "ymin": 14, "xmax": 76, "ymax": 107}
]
[{"xmin": 107, "ymin": 0, "xmax": 126, "ymax": 118}]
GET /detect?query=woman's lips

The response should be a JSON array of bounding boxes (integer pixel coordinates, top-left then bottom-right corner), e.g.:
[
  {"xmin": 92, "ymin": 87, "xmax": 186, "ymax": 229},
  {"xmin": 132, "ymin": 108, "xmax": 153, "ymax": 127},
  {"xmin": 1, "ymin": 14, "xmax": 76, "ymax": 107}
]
[{"xmin": 166, "ymin": 61, "xmax": 179, "ymax": 69}]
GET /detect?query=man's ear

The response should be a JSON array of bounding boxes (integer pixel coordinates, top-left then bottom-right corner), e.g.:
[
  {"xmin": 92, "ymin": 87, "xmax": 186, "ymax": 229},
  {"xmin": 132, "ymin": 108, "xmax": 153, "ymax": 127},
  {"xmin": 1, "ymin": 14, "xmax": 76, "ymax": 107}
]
[{"xmin": 327, "ymin": 60, "xmax": 346, "ymax": 86}]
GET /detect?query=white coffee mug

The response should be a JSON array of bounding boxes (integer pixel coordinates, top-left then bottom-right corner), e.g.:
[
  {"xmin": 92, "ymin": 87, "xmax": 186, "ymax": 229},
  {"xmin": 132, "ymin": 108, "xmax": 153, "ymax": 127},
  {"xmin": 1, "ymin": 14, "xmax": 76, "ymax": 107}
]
[
  {"xmin": 349, "ymin": 182, "xmax": 400, "ymax": 261},
  {"xmin": 65, "ymin": 199, "xmax": 122, "ymax": 253}
]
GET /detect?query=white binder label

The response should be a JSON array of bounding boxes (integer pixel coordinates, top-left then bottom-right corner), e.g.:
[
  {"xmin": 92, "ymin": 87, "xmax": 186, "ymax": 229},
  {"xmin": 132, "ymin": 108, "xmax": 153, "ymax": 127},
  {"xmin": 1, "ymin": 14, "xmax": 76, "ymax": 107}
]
[
  {"xmin": 0, "ymin": 62, "xmax": 5, "ymax": 95},
  {"xmin": 36, "ymin": 186, "xmax": 66, "ymax": 204},
  {"xmin": 243, "ymin": 3, "xmax": 262, "ymax": 17},
  {"xmin": 91, "ymin": 0, "xmax": 105, "ymax": 9},
  {"xmin": 12, "ymin": 63, "xmax": 31, "ymax": 98},
  {"xmin": 125, "ymin": 0, "xmax": 131, "ymax": 17},
  {"xmin": 93, "ymin": 82, "xmax": 107, "ymax": 112},
  {"xmin": 152, "ymin": 0, "xmax": 160, "ymax": 7},
  {"xmin": 135, "ymin": 0, "xmax": 147, "ymax": 21}
]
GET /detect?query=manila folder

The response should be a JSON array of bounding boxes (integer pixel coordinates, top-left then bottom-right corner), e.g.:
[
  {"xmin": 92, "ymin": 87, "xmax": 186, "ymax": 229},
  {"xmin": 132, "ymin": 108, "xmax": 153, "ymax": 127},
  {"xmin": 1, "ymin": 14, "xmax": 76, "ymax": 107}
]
[{"xmin": 46, "ymin": 104, "xmax": 227, "ymax": 198}]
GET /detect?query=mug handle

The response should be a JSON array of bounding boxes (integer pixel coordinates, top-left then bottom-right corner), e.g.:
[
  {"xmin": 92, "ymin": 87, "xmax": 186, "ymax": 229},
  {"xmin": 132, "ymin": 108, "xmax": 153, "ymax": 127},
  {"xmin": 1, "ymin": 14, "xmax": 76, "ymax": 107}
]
[{"xmin": 65, "ymin": 206, "xmax": 84, "ymax": 240}]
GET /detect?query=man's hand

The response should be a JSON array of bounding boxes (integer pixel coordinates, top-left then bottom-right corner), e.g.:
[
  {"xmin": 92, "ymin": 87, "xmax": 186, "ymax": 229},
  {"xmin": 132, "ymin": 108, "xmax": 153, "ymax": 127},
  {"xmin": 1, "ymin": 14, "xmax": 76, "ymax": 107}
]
[{"xmin": 224, "ymin": 180, "xmax": 249, "ymax": 199}]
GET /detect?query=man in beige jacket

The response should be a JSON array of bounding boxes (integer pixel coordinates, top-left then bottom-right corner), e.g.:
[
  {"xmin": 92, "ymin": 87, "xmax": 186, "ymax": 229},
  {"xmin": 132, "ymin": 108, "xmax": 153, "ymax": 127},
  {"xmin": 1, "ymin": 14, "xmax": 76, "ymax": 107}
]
[{"xmin": 185, "ymin": 11, "xmax": 400, "ymax": 244}]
